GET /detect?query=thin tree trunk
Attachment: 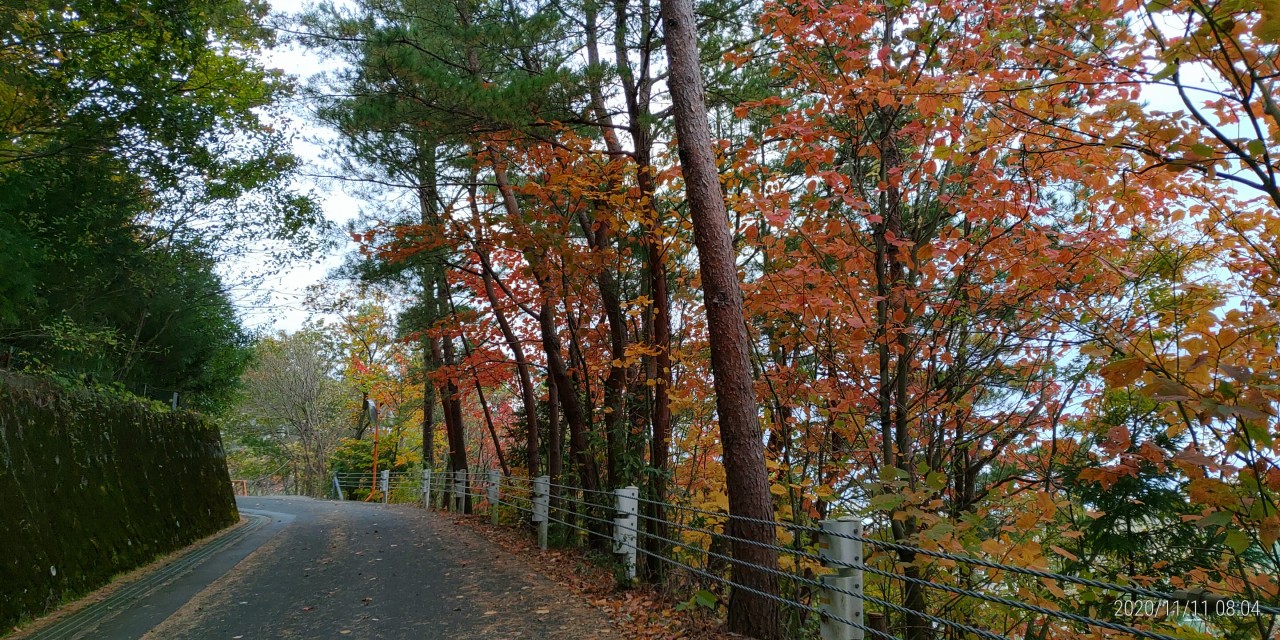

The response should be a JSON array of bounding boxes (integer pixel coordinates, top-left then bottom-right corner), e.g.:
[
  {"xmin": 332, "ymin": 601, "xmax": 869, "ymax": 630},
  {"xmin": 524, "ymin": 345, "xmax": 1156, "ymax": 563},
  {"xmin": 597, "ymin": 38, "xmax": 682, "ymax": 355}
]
[
  {"xmin": 871, "ymin": 9, "xmax": 929, "ymax": 628},
  {"xmin": 488, "ymin": 156, "xmax": 600, "ymax": 495},
  {"xmin": 473, "ymin": 375, "xmax": 509, "ymax": 476},
  {"xmin": 548, "ymin": 373, "xmax": 563, "ymax": 496},
  {"xmin": 538, "ymin": 299, "xmax": 601, "ymax": 494},
  {"xmin": 451, "ymin": 297, "xmax": 511, "ymax": 478},
  {"xmin": 582, "ymin": 1, "xmax": 630, "ymax": 490},
  {"xmin": 659, "ymin": 0, "xmax": 780, "ymax": 635},
  {"xmin": 641, "ymin": 162, "xmax": 672, "ymax": 584},
  {"xmin": 422, "ymin": 342, "xmax": 437, "ymax": 468},
  {"xmin": 469, "ymin": 176, "xmax": 541, "ymax": 477},
  {"xmin": 438, "ymin": 328, "xmax": 471, "ymax": 514}
]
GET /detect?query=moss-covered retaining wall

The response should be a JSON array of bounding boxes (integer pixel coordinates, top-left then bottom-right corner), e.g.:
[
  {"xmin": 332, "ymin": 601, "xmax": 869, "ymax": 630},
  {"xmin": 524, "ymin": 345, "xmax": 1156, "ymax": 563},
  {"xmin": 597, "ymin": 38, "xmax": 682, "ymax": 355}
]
[{"xmin": 0, "ymin": 373, "xmax": 238, "ymax": 630}]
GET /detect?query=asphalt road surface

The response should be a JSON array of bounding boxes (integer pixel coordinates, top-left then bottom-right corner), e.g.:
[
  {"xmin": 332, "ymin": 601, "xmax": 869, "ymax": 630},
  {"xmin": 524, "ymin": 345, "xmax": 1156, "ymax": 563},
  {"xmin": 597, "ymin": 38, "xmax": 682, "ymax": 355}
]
[{"xmin": 43, "ymin": 496, "xmax": 617, "ymax": 639}]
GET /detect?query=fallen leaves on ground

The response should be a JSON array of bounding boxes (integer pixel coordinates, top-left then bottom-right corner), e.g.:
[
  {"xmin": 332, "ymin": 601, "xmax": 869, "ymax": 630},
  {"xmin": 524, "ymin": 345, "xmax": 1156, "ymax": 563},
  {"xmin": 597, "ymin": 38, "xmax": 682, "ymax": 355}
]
[{"xmin": 448, "ymin": 513, "xmax": 737, "ymax": 639}]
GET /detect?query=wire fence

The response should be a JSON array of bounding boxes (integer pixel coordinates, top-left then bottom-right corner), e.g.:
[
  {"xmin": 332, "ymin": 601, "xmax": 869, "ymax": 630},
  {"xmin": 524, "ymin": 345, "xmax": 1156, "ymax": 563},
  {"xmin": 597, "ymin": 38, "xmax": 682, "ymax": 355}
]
[
  {"xmin": 414, "ymin": 470, "xmax": 1280, "ymax": 640},
  {"xmin": 332, "ymin": 470, "xmax": 424, "ymax": 503}
]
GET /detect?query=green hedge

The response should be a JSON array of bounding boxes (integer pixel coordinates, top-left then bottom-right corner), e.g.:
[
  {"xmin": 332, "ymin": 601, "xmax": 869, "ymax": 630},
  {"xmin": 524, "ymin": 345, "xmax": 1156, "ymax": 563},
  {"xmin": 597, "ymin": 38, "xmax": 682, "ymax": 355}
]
[{"xmin": 0, "ymin": 373, "xmax": 238, "ymax": 630}]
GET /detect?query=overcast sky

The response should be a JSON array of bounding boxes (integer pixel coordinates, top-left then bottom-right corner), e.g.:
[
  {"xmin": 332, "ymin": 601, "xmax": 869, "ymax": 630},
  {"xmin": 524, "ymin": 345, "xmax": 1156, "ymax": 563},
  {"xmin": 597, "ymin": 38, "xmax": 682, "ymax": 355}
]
[{"xmin": 228, "ymin": 0, "xmax": 360, "ymax": 335}]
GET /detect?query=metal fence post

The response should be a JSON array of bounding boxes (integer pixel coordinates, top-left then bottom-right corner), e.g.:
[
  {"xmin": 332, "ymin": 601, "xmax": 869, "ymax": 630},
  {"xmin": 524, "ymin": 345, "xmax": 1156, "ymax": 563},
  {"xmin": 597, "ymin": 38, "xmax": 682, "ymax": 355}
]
[
  {"xmin": 613, "ymin": 486, "xmax": 639, "ymax": 582},
  {"xmin": 819, "ymin": 517, "xmax": 864, "ymax": 640},
  {"xmin": 487, "ymin": 469, "xmax": 500, "ymax": 524},
  {"xmin": 380, "ymin": 469, "xmax": 390, "ymax": 504},
  {"xmin": 333, "ymin": 473, "xmax": 344, "ymax": 501},
  {"xmin": 422, "ymin": 470, "xmax": 431, "ymax": 509},
  {"xmin": 532, "ymin": 475, "xmax": 550, "ymax": 550}
]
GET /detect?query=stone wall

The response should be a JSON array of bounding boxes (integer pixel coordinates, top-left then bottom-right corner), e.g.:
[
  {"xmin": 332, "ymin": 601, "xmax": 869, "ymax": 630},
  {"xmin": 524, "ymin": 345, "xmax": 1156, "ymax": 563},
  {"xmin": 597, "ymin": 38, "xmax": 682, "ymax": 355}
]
[{"xmin": 0, "ymin": 373, "xmax": 237, "ymax": 629}]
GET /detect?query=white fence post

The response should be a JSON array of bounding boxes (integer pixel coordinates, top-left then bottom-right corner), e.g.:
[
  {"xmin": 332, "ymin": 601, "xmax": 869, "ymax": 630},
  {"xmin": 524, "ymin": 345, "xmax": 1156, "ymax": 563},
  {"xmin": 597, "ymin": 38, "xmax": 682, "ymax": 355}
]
[
  {"xmin": 380, "ymin": 469, "xmax": 390, "ymax": 504},
  {"xmin": 532, "ymin": 475, "xmax": 550, "ymax": 550},
  {"xmin": 487, "ymin": 469, "xmax": 500, "ymax": 524},
  {"xmin": 453, "ymin": 469, "xmax": 468, "ymax": 512},
  {"xmin": 422, "ymin": 470, "xmax": 431, "ymax": 509},
  {"xmin": 333, "ymin": 473, "xmax": 344, "ymax": 500},
  {"xmin": 819, "ymin": 517, "xmax": 864, "ymax": 640},
  {"xmin": 613, "ymin": 486, "xmax": 639, "ymax": 582}
]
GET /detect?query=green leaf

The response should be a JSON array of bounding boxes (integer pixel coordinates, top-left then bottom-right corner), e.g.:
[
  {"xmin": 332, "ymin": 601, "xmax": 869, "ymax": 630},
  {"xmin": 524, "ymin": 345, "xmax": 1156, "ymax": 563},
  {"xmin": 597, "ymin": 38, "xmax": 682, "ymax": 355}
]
[
  {"xmin": 869, "ymin": 493, "xmax": 906, "ymax": 512},
  {"xmin": 1196, "ymin": 511, "xmax": 1233, "ymax": 529},
  {"xmin": 1151, "ymin": 63, "xmax": 1177, "ymax": 82},
  {"xmin": 1225, "ymin": 530, "xmax": 1251, "ymax": 553},
  {"xmin": 694, "ymin": 589, "xmax": 717, "ymax": 609},
  {"xmin": 1257, "ymin": 0, "xmax": 1280, "ymax": 41},
  {"xmin": 1189, "ymin": 142, "xmax": 1215, "ymax": 158}
]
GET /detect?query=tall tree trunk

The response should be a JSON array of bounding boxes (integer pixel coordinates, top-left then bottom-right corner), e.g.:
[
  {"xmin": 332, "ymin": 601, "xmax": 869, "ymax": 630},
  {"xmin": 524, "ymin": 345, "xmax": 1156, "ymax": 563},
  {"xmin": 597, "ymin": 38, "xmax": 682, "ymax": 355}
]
[
  {"xmin": 453, "ymin": 305, "xmax": 511, "ymax": 478},
  {"xmin": 473, "ymin": 373, "xmax": 509, "ymax": 476},
  {"xmin": 608, "ymin": 0, "xmax": 671, "ymax": 581},
  {"xmin": 480, "ymin": 263, "xmax": 539, "ymax": 476},
  {"xmin": 659, "ymin": 0, "xmax": 780, "ymax": 635},
  {"xmin": 871, "ymin": 8, "xmax": 928, "ymax": 631},
  {"xmin": 598, "ymin": 271, "xmax": 628, "ymax": 490},
  {"xmin": 583, "ymin": 1, "xmax": 630, "ymax": 491},
  {"xmin": 417, "ymin": 139, "xmax": 443, "ymax": 470},
  {"xmin": 640, "ymin": 161, "xmax": 672, "ymax": 584}
]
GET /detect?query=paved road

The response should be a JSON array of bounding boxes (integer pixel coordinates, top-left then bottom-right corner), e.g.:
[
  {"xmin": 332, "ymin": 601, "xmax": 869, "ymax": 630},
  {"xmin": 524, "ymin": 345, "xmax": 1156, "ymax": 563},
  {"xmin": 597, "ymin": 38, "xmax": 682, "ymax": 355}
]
[{"xmin": 46, "ymin": 497, "xmax": 617, "ymax": 639}]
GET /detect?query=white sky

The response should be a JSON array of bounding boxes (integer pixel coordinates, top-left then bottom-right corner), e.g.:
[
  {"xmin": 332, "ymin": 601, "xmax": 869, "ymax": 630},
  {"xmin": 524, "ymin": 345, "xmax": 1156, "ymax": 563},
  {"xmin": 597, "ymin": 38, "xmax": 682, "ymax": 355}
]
[{"xmin": 228, "ymin": 0, "xmax": 360, "ymax": 334}]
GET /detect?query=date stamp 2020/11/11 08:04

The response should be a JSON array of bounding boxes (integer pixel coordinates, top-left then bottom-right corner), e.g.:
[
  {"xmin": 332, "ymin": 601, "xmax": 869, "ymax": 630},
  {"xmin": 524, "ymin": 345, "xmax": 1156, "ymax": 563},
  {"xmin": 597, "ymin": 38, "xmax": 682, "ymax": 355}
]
[{"xmin": 1114, "ymin": 598, "xmax": 1263, "ymax": 619}]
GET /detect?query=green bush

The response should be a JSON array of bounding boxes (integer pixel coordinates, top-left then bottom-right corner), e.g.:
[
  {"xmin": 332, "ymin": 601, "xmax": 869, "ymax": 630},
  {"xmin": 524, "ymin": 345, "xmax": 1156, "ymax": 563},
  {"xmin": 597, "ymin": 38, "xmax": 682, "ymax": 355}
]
[
  {"xmin": 328, "ymin": 437, "xmax": 415, "ymax": 500},
  {"xmin": 0, "ymin": 372, "xmax": 238, "ymax": 629}
]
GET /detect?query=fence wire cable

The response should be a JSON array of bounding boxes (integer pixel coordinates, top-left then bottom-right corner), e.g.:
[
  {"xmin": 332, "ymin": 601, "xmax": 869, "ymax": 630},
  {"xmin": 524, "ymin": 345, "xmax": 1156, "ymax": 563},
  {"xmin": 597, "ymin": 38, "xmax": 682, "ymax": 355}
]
[
  {"xmin": 626, "ymin": 524, "xmax": 1010, "ymax": 640},
  {"xmin": 633, "ymin": 510, "xmax": 818, "ymax": 561},
  {"xmin": 430, "ymin": 474, "xmax": 1275, "ymax": 638},
  {"xmin": 630, "ymin": 544, "xmax": 902, "ymax": 640},
  {"xmin": 634, "ymin": 494, "xmax": 1280, "ymax": 617},
  {"xmin": 835, "ymin": 558, "xmax": 1187, "ymax": 640}
]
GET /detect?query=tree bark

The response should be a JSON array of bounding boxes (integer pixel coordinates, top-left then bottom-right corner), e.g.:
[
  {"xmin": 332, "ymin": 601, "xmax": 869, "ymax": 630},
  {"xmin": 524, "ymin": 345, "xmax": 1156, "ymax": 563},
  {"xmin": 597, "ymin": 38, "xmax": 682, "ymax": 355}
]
[
  {"xmin": 658, "ymin": 0, "xmax": 780, "ymax": 635},
  {"xmin": 548, "ymin": 372, "xmax": 563, "ymax": 508},
  {"xmin": 438, "ymin": 306, "xmax": 471, "ymax": 514},
  {"xmin": 417, "ymin": 139, "xmax": 443, "ymax": 470}
]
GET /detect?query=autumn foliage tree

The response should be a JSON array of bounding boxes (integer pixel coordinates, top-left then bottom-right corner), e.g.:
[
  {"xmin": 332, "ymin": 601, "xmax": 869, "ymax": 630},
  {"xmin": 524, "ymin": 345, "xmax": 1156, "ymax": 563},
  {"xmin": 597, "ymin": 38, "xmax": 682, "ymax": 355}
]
[{"xmin": 296, "ymin": 0, "xmax": 1280, "ymax": 637}]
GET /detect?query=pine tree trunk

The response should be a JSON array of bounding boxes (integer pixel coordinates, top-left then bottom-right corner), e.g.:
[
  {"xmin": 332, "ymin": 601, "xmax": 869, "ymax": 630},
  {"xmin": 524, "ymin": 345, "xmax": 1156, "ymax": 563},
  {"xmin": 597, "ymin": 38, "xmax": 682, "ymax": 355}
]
[{"xmin": 658, "ymin": 0, "xmax": 780, "ymax": 635}]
